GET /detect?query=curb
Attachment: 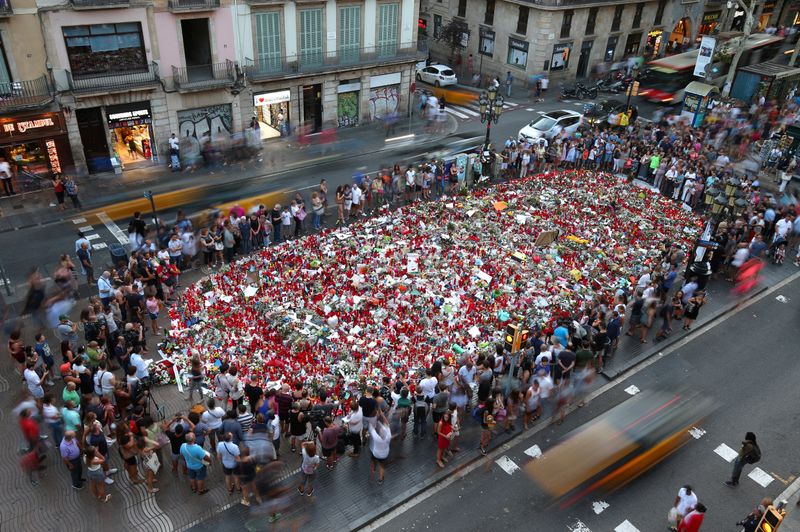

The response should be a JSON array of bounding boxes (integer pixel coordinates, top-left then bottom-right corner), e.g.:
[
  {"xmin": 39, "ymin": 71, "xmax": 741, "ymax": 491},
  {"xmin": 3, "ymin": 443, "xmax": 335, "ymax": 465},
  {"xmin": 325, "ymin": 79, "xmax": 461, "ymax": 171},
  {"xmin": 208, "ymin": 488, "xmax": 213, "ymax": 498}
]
[{"xmin": 600, "ymin": 283, "xmax": 770, "ymax": 381}]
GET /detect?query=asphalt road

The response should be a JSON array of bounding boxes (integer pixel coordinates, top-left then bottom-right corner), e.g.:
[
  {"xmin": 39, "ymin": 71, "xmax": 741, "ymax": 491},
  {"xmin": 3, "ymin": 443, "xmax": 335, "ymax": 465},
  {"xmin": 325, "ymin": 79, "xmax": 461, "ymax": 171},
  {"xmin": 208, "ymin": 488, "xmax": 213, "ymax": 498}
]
[{"xmin": 373, "ymin": 273, "xmax": 800, "ymax": 532}]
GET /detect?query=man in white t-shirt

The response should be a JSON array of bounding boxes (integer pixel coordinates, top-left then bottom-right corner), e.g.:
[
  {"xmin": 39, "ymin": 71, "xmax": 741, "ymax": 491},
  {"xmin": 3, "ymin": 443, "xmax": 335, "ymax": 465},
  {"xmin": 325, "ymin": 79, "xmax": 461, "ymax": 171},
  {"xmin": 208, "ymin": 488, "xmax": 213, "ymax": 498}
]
[
  {"xmin": 673, "ymin": 485, "xmax": 698, "ymax": 526},
  {"xmin": 350, "ymin": 183, "xmax": 363, "ymax": 218},
  {"xmin": 405, "ymin": 167, "xmax": 417, "ymax": 202},
  {"xmin": 24, "ymin": 360, "xmax": 47, "ymax": 403},
  {"xmin": 418, "ymin": 369, "xmax": 438, "ymax": 401}
]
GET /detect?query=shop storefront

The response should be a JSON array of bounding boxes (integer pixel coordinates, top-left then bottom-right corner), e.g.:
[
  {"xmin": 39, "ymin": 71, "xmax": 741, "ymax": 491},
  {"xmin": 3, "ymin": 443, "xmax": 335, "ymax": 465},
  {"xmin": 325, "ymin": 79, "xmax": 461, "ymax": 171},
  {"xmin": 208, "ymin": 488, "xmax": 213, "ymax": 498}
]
[
  {"xmin": 254, "ymin": 90, "xmax": 291, "ymax": 139},
  {"xmin": 0, "ymin": 111, "xmax": 73, "ymax": 179},
  {"xmin": 337, "ymin": 81, "xmax": 360, "ymax": 128},
  {"xmin": 646, "ymin": 29, "xmax": 664, "ymax": 57},
  {"xmin": 106, "ymin": 102, "xmax": 156, "ymax": 166},
  {"xmin": 698, "ymin": 11, "xmax": 721, "ymax": 37},
  {"xmin": 368, "ymin": 72, "xmax": 401, "ymax": 120}
]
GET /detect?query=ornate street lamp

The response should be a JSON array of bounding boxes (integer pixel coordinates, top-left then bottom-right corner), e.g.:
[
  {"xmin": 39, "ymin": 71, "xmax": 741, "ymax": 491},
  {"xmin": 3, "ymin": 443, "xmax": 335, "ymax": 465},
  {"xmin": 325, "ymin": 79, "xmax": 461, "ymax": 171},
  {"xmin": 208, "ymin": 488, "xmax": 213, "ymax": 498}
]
[{"xmin": 479, "ymin": 86, "xmax": 504, "ymax": 148}]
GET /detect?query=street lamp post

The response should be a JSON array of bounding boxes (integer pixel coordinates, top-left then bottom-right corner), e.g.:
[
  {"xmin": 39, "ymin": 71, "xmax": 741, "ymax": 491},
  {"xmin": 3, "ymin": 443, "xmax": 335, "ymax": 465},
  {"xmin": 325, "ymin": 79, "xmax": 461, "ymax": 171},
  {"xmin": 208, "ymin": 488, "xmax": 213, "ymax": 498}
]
[{"xmin": 478, "ymin": 85, "xmax": 504, "ymax": 149}]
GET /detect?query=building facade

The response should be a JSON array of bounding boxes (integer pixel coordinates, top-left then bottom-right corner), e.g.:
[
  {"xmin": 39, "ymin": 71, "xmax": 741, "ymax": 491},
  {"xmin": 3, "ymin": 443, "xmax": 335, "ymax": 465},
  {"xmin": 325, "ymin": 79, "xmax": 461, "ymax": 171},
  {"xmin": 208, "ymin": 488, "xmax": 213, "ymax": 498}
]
[
  {"xmin": 0, "ymin": 0, "xmax": 421, "ymax": 175},
  {"xmin": 421, "ymin": 0, "xmax": 795, "ymax": 83}
]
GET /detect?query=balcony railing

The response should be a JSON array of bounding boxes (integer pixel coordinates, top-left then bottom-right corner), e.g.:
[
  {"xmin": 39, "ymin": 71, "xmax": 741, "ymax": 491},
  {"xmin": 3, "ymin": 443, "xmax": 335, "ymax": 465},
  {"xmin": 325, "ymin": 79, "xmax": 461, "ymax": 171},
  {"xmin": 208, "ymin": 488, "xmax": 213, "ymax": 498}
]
[
  {"xmin": 0, "ymin": 76, "xmax": 53, "ymax": 111},
  {"xmin": 68, "ymin": 62, "xmax": 160, "ymax": 93},
  {"xmin": 171, "ymin": 60, "xmax": 235, "ymax": 92},
  {"xmin": 168, "ymin": 0, "xmax": 219, "ymax": 11},
  {"xmin": 71, "ymin": 0, "xmax": 129, "ymax": 9},
  {"xmin": 0, "ymin": 0, "xmax": 12, "ymax": 15},
  {"xmin": 245, "ymin": 42, "xmax": 425, "ymax": 81}
]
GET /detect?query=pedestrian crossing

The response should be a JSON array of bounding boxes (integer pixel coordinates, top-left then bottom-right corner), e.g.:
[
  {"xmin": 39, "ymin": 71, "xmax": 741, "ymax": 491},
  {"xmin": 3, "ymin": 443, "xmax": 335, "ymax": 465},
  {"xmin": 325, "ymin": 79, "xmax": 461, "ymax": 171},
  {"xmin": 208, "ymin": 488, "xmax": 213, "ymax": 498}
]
[{"xmin": 444, "ymin": 101, "xmax": 520, "ymax": 120}]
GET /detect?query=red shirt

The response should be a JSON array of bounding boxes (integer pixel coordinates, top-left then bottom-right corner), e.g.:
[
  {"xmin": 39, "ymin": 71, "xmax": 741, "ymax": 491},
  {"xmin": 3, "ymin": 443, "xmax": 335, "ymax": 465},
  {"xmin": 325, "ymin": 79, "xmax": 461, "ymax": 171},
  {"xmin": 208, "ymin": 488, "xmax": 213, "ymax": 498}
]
[
  {"xmin": 20, "ymin": 416, "xmax": 39, "ymax": 445},
  {"xmin": 678, "ymin": 510, "xmax": 704, "ymax": 532}
]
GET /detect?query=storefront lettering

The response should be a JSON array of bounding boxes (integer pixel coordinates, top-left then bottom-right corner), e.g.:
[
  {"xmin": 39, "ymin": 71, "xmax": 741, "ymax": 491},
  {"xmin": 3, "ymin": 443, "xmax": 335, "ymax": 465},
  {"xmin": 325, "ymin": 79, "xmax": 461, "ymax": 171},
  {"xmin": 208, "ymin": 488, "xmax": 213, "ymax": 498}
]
[
  {"xmin": 3, "ymin": 118, "xmax": 55, "ymax": 134},
  {"xmin": 108, "ymin": 109, "xmax": 150, "ymax": 122}
]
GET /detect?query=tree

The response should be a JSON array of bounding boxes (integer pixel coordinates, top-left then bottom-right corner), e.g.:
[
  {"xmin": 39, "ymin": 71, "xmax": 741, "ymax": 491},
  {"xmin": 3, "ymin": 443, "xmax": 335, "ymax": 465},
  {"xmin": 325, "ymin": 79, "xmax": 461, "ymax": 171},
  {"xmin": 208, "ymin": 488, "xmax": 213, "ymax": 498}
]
[
  {"xmin": 722, "ymin": 0, "xmax": 756, "ymax": 96},
  {"xmin": 435, "ymin": 20, "xmax": 470, "ymax": 62}
]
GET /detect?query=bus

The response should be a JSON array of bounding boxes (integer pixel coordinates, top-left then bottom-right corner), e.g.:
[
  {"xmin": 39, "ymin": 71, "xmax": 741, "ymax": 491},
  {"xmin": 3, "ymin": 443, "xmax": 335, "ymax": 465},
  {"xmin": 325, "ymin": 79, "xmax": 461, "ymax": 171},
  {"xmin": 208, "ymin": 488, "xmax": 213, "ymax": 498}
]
[{"xmin": 639, "ymin": 33, "xmax": 784, "ymax": 105}]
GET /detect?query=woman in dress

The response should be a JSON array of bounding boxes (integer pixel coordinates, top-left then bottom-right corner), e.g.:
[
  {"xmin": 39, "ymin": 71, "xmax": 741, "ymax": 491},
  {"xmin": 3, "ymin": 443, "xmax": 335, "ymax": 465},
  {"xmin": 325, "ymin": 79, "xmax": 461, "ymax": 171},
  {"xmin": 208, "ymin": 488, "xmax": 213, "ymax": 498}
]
[
  {"xmin": 682, "ymin": 291, "xmax": 706, "ymax": 330},
  {"xmin": 435, "ymin": 411, "xmax": 453, "ymax": 468}
]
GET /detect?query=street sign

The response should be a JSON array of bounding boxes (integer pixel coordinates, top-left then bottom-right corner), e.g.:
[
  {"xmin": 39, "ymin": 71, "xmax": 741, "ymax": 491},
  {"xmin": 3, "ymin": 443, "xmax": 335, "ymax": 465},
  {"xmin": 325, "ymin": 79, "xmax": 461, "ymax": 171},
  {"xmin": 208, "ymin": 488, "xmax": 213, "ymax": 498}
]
[{"xmin": 143, "ymin": 190, "xmax": 153, "ymax": 200}]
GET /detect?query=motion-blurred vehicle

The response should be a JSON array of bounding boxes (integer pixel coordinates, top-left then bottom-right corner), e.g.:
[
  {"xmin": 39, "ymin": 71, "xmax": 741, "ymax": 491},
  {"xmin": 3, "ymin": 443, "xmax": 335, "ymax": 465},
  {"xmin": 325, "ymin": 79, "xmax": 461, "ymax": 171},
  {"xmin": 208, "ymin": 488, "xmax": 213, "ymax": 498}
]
[
  {"xmin": 583, "ymin": 100, "xmax": 639, "ymax": 126},
  {"xmin": 526, "ymin": 388, "xmax": 714, "ymax": 509},
  {"xmin": 415, "ymin": 64, "xmax": 458, "ymax": 87},
  {"xmin": 518, "ymin": 110, "xmax": 582, "ymax": 142}
]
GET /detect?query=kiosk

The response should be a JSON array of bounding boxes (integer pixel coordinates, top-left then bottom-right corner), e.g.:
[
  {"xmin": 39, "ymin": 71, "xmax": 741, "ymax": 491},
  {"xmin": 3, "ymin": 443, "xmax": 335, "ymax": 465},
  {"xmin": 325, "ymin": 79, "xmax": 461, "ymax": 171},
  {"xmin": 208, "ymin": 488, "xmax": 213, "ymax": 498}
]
[{"xmin": 680, "ymin": 81, "xmax": 720, "ymax": 128}]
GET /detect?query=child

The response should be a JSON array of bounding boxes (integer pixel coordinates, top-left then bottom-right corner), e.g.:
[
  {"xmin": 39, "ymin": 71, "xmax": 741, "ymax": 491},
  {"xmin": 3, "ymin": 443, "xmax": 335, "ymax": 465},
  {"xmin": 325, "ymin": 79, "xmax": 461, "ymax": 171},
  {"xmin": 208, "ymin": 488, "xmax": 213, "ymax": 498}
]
[
  {"xmin": 774, "ymin": 240, "xmax": 786, "ymax": 265},
  {"xmin": 280, "ymin": 208, "xmax": 292, "ymax": 239}
]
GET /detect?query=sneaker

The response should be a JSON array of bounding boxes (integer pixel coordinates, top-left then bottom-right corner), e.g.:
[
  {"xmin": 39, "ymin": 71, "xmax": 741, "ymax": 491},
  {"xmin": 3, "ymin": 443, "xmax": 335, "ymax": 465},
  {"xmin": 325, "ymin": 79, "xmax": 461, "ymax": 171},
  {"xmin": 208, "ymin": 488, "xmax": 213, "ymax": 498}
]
[
  {"xmin": 241, "ymin": 499, "xmax": 251, "ymax": 507},
  {"xmin": 72, "ymin": 484, "xmax": 84, "ymax": 490},
  {"xmin": 724, "ymin": 480, "xmax": 737, "ymax": 487},
  {"xmin": 480, "ymin": 447, "xmax": 487, "ymax": 455},
  {"xmin": 107, "ymin": 468, "xmax": 118, "ymax": 475},
  {"xmin": 269, "ymin": 514, "xmax": 282, "ymax": 523},
  {"xmin": 306, "ymin": 489, "xmax": 314, "ymax": 497},
  {"xmin": 104, "ymin": 477, "xmax": 114, "ymax": 485}
]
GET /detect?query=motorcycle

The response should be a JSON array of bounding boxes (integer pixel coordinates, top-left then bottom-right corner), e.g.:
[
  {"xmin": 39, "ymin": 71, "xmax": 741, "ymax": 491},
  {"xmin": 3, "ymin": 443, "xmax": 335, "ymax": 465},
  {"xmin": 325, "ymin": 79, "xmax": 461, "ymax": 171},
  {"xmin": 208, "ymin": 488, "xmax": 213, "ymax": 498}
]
[{"xmin": 559, "ymin": 81, "xmax": 598, "ymax": 100}]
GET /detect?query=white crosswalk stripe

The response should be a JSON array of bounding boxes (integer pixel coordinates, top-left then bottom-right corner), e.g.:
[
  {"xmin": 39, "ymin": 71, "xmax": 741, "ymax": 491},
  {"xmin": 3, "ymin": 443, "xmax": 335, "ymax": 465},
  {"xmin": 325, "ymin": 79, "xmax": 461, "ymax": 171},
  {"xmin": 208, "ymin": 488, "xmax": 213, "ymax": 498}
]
[
  {"xmin": 714, "ymin": 443, "xmax": 738, "ymax": 462},
  {"xmin": 615, "ymin": 520, "xmax": 641, "ymax": 532},
  {"xmin": 444, "ymin": 107, "xmax": 471, "ymax": 119},
  {"xmin": 748, "ymin": 467, "xmax": 775, "ymax": 487}
]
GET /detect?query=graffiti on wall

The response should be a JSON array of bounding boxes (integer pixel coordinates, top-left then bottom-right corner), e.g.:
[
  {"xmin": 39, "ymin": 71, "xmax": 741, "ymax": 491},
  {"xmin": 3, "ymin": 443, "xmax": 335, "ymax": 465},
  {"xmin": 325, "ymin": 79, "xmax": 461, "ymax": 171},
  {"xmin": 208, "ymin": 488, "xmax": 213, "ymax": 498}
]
[
  {"xmin": 177, "ymin": 104, "xmax": 233, "ymax": 142},
  {"xmin": 368, "ymin": 86, "xmax": 399, "ymax": 120},
  {"xmin": 337, "ymin": 92, "xmax": 359, "ymax": 128}
]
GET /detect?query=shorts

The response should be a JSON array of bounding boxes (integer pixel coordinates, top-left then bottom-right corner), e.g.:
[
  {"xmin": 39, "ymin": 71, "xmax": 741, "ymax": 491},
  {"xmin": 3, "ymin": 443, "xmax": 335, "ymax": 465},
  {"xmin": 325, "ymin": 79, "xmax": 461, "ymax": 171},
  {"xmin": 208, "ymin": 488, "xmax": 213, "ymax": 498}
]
[
  {"xmin": 123, "ymin": 455, "xmax": 137, "ymax": 466},
  {"xmin": 171, "ymin": 452, "xmax": 181, "ymax": 464},
  {"xmin": 188, "ymin": 466, "xmax": 207, "ymax": 480},
  {"xmin": 31, "ymin": 387, "xmax": 44, "ymax": 399},
  {"xmin": 370, "ymin": 451, "xmax": 386, "ymax": 464},
  {"xmin": 431, "ymin": 411, "xmax": 444, "ymax": 423},
  {"xmin": 322, "ymin": 447, "xmax": 335, "ymax": 458},
  {"xmin": 148, "ymin": 312, "xmax": 158, "ymax": 320},
  {"xmin": 87, "ymin": 467, "xmax": 105, "ymax": 482},
  {"xmin": 223, "ymin": 465, "xmax": 238, "ymax": 476}
]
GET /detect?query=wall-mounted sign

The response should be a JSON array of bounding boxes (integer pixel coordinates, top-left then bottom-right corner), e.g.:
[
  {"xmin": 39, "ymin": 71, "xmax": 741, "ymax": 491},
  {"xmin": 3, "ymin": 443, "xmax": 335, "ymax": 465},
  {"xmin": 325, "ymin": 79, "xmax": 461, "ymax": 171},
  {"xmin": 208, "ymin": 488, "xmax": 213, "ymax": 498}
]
[
  {"xmin": 0, "ymin": 112, "xmax": 64, "ymax": 140},
  {"xmin": 254, "ymin": 90, "xmax": 291, "ymax": 106},
  {"xmin": 106, "ymin": 102, "xmax": 152, "ymax": 126}
]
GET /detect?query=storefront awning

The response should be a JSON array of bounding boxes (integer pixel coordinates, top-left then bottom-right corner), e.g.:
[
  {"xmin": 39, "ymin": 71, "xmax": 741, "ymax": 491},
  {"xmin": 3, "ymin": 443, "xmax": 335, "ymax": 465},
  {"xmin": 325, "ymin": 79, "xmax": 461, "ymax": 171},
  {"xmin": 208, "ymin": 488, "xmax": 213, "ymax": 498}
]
[
  {"xmin": 738, "ymin": 61, "xmax": 800, "ymax": 80},
  {"xmin": 685, "ymin": 81, "xmax": 720, "ymax": 97}
]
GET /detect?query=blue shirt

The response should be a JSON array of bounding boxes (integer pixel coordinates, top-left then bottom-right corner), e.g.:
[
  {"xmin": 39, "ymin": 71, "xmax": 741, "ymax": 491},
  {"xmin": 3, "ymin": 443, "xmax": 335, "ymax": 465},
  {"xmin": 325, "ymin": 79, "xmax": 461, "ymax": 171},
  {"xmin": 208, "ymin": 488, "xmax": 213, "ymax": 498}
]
[
  {"xmin": 180, "ymin": 442, "xmax": 207, "ymax": 470},
  {"xmin": 553, "ymin": 326, "xmax": 569, "ymax": 348}
]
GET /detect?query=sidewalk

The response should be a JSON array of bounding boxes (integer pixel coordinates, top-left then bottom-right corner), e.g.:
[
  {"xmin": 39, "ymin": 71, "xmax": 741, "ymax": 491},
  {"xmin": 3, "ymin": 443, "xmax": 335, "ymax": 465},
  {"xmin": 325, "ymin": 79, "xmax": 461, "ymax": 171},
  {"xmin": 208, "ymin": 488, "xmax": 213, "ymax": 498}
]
[{"xmin": 0, "ymin": 111, "xmax": 452, "ymax": 233}]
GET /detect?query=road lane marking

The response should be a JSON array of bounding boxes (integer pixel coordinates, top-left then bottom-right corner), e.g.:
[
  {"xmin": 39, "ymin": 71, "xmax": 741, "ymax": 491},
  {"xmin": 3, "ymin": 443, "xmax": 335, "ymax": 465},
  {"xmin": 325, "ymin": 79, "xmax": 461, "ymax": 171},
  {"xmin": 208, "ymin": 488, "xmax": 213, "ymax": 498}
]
[
  {"xmin": 688, "ymin": 427, "xmax": 706, "ymax": 439},
  {"xmin": 71, "ymin": 217, "xmax": 87, "ymax": 224},
  {"xmin": 444, "ymin": 107, "xmax": 470, "ymax": 119},
  {"xmin": 78, "ymin": 225, "xmax": 94, "ymax": 232},
  {"xmin": 92, "ymin": 243, "xmax": 108, "ymax": 250},
  {"xmin": 592, "ymin": 500, "xmax": 610, "ymax": 514},
  {"xmin": 97, "ymin": 211, "xmax": 130, "ymax": 245},
  {"xmin": 748, "ymin": 467, "xmax": 775, "ymax": 488},
  {"xmin": 495, "ymin": 455, "xmax": 520, "ymax": 475},
  {"xmin": 525, "ymin": 108, "xmax": 535, "ymax": 111},
  {"xmin": 714, "ymin": 443, "xmax": 738, "ymax": 462},
  {"xmin": 523, "ymin": 444, "xmax": 542, "ymax": 459},
  {"xmin": 86, "ymin": 234, "xmax": 100, "ymax": 241},
  {"xmin": 615, "ymin": 520, "xmax": 641, "ymax": 532},
  {"xmin": 624, "ymin": 385, "xmax": 640, "ymax": 395},
  {"xmin": 568, "ymin": 519, "xmax": 593, "ymax": 532},
  {"xmin": 775, "ymin": 295, "xmax": 789, "ymax": 303}
]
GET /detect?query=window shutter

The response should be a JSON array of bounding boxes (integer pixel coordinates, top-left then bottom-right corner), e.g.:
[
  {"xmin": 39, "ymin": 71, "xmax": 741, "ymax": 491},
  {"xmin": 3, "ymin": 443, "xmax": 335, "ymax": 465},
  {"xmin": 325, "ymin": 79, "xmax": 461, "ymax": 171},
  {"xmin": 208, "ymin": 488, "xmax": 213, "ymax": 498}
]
[
  {"xmin": 377, "ymin": 3, "xmax": 398, "ymax": 57},
  {"xmin": 255, "ymin": 12, "xmax": 282, "ymax": 72},
  {"xmin": 300, "ymin": 9, "xmax": 323, "ymax": 67},
  {"xmin": 339, "ymin": 6, "xmax": 361, "ymax": 63}
]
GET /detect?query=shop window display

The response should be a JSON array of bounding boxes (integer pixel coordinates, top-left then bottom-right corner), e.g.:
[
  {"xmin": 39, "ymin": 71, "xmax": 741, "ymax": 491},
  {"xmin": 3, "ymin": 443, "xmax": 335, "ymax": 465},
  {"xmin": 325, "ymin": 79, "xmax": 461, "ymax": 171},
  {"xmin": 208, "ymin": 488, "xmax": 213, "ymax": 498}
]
[
  {"xmin": 110, "ymin": 124, "xmax": 152, "ymax": 165},
  {"xmin": 63, "ymin": 23, "xmax": 147, "ymax": 78}
]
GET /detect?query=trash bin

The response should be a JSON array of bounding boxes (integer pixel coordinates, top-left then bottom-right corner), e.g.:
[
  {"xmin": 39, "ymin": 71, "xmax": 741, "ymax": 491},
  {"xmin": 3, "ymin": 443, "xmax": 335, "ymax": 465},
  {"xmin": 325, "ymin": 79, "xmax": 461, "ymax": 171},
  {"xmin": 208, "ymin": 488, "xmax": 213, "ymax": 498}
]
[
  {"xmin": 686, "ymin": 261, "xmax": 712, "ymax": 290},
  {"xmin": 109, "ymin": 243, "xmax": 127, "ymax": 268}
]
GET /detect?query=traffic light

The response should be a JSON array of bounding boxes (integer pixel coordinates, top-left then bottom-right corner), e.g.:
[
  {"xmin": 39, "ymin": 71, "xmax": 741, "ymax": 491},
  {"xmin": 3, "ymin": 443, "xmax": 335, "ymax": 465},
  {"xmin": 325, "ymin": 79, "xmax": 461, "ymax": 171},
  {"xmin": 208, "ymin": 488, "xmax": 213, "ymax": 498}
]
[
  {"xmin": 504, "ymin": 324, "xmax": 518, "ymax": 352},
  {"xmin": 757, "ymin": 506, "xmax": 785, "ymax": 532},
  {"xmin": 519, "ymin": 329, "xmax": 530, "ymax": 349}
]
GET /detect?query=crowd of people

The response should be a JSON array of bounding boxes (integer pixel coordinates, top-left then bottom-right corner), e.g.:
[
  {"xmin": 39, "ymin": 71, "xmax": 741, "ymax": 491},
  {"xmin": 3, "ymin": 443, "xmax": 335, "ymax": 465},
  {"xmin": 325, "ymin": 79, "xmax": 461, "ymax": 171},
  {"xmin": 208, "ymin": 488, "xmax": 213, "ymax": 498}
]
[{"xmin": 5, "ymin": 75, "xmax": 800, "ymax": 532}]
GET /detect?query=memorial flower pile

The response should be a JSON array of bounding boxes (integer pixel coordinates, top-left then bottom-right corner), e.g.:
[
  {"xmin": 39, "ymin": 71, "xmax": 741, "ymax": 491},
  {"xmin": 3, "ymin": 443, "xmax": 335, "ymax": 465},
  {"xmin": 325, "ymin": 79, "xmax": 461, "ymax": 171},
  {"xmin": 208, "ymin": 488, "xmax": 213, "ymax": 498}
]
[{"xmin": 166, "ymin": 171, "xmax": 701, "ymax": 394}]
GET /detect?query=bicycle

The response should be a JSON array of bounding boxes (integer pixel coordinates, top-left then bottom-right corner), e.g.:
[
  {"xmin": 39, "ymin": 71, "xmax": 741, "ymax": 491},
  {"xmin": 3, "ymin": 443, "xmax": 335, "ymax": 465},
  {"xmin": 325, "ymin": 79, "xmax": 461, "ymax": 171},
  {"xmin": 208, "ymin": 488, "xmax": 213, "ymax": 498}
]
[{"xmin": 17, "ymin": 169, "xmax": 52, "ymax": 192}]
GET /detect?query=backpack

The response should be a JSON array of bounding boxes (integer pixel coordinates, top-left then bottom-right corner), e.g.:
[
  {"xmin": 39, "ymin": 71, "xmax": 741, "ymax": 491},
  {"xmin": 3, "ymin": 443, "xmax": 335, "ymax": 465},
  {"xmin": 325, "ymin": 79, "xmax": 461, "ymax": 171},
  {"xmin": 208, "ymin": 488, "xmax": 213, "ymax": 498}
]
[
  {"xmin": 471, "ymin": 404, "xmax": 485, "ymax": 423},
  {"xmin": 744, "ymin": 443, "xmax": 761, "ymax": 464}
]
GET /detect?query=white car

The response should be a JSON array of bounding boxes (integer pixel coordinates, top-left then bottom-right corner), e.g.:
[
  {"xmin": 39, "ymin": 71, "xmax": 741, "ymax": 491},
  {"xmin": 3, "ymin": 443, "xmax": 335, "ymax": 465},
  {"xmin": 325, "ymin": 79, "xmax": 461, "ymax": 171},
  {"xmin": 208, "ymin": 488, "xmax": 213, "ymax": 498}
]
[
  {"xmin": 518, "ymin": 110, "xmax": 582, "ymax": 142},
  {"xmin": 415, "ymin": 64, "xmax": 458, "ymax": 87}
]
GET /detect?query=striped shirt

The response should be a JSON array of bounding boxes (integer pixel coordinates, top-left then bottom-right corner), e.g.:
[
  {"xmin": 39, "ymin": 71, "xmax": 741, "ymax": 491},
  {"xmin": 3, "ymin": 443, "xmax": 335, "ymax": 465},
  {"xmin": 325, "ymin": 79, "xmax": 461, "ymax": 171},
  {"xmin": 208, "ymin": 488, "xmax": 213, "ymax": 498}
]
[{"xmin": 237, "ymin": 412, "xmax": 254, "ymax": 433}]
